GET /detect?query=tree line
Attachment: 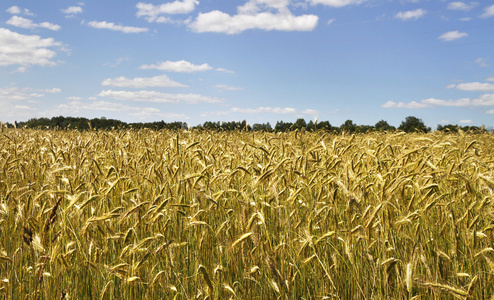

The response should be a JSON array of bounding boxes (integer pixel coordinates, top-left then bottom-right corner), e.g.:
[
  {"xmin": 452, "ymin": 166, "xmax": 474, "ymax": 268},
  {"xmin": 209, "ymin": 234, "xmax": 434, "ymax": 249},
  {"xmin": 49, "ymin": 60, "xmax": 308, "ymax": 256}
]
[{"xmin": 3, "ymin": 115, "xmax": 487, "ymax": 133}]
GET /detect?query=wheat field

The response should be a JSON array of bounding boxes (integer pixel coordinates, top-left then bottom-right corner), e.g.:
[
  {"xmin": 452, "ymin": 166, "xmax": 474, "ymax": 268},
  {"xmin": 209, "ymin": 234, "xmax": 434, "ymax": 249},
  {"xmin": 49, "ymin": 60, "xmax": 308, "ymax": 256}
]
[{"xmin": 1, "ymin": 128, "xmax": 494, "ymax": 299}]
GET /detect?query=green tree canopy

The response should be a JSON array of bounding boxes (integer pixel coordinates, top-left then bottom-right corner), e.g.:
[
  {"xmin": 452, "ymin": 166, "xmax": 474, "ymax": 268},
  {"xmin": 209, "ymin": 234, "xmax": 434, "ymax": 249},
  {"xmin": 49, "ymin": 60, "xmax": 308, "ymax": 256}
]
[{"xmin": 398, "ymin": 116, "xmax": 430, "ymax": 133}]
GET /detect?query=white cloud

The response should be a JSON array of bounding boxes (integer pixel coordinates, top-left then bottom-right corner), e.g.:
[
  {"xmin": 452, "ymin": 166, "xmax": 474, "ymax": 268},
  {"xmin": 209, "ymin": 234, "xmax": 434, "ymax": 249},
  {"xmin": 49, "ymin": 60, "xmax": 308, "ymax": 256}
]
[
  {"xmin": 472, "ymin": 93, "xmax": 494, "ymax": 105},
  {"xmin": 309, "ymin": 0, "xmax": 364, "ymax": 7},
  {"xmin": 104, "ymin": 56, "xmax": 132, "ymax": 67},
  {"xmin": 6, "ymin": 6, "xmax": 21, "ymax": 14},
  {"xmin": 204, "ymin": 106, "xmax": 315, "ymax": 117},
  {"xmin": 455, "ymin": 82, "xmax": 494, "ymax": 92},
  {"xmin": 13, "ymin": 67, "xmax": 28, "ymax": 73},
  {"xmin": 300, "ymin": 108, "xmax": 320, "ymax": 115},
  {"xmin": 98, "ymin": 89, "xmax": 223, "ymax": 104},
  {"xmin": 421, "ymin": 98, "xmax": 472, "ymax": 106},
  {"xmin": 40, "ymin": 88, "xmax": 61, "ymax": 93},
  {"xmin": 383, "ymin": 94, "xmax": 494, "ymax": 109},
  {"xmin": 200, "ymin": 111, "xmax": 230, "ymax": 117},
  {"xmin": 438, "ymin": 30, "xmax": 468, "ymax": 41},
  {"xmin": 88, "ymin": 21, "xmax": 149, "ymax": 34},
  {"xmin": 14, "ymin": 105, "xmax": 34, "ymax": 110},
  {"xmin": 67, "ymin": 96, "xmax": 82, "ymax": 100},
  {"xmin": 52, "ymin": 100, "xmax": 188, "ymax": 120},
  {"xmin": 6, "ymin": 16, "xmax": 61, "ymax": 31},
  {"xmin": 486, "ymin": 77, "xmax": 494, "ymax": 82},
  {"xmin": 190, "ymin": 11, "xmax": 318, "ymax": 34},
  {"xmin": 475, "ymin": 57, "xmax": 487, "ymax": 67},
  {"xmin": 381, "ymin": 100, "xmax": 430, "ymax": 109},
  {"xmin": 481, "ymin": 4, "xmax": 494, "ymax": 18},
  {"xmin": 395, "ymin": 9, "xmax": 427, "ymax": 21},
  {"xmin": 129, "ymin": 107, "xmax": 188, "ymax": 119},
  {"xmin": 139, "ymin": 60, "xmax": 213, "ymax": 72},
  {"xmin": 486, "ymin": 109, "xmax": 494, "ymax": 114},
  {"xmin": 0, "ymin": 86, "xmax": 44, "ymax": 121},
  {"xmin": 6, "ymin": 6, "xmax": 34, "ymax": 16},
  {"xmin": 189, "ymin": 0, "xmax": 318, "ymax": 34},
  {"xmin": 0, "ymin": 28, "xmax": 61, "ymax": 67},
  {"xmin": 39, "ymin": 22, "xmax": 61, "ymax": 31},
  {"xmin": 231, "ymin": 107, "xmax": 296, "ymax": 114},
  {"xmin": 214, "ymin": 84, "xmax": 244, "ymax": 91},
  {"xmin": 136, "ymin": 0, "xmax": 198, "ymax": 22},
  {"xmin": 0, "ymin": 86, "xmax": 39, "ymax": 102},
  {"xmin": 54, "ymin": 100, "xmax": 130, "ymax": 114},
  {"xmin": 61, "ymin": 6, "xmax": 83, "ymax": 14},
  {"xmin": 447, "ymin": 2, "xmax": 477, "ymax": 11},
  {"xmin": 215, "ymin": 68, "xmax": 235, "ymax": 74},
  {"xmin": 459, "ymin": 119, "xmax": 473, "ymax": 124},
  {"xmin": 102, "ymin": 75, "xmax": 187, "ymax": 88}
]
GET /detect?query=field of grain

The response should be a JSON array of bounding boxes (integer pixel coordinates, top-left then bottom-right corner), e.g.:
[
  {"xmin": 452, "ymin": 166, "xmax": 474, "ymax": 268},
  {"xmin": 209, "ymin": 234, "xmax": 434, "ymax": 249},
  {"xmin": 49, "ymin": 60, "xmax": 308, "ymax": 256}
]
[{"xmin": 1, "ymin": 129, "xmax": 494, "ymax": 299}]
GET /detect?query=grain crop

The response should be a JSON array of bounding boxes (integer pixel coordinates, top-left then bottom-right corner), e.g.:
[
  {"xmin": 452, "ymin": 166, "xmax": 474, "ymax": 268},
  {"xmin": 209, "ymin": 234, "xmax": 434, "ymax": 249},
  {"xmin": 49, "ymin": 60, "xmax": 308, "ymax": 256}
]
[{"xmin": 0, "ymin": 128, "xmax": 494, "ymax": 299}]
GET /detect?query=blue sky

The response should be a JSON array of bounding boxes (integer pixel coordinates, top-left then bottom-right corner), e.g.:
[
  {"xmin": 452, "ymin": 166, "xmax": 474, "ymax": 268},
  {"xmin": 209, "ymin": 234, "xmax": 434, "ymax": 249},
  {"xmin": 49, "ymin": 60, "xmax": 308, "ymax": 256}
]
[{"xmin": 1, "ymin": 0, "xmax": 493, "ymax": 128}]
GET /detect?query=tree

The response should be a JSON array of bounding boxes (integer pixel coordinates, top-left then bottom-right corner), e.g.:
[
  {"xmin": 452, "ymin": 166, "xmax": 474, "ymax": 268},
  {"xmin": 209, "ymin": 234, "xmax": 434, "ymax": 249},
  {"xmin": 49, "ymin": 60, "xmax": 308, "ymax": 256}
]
[
  {"xmin": 316, "ymin": 121, "xmax": 331, "ymax": 131},
  {"xmin": 274, "ymin": 121, "xmax": 293, "ymax": 132},
  {"xmin": 398, "ymin": 116, "xmax": 429, "ymax": 133},
  {"xmin": 340, "ymin": 120, "xmax": 356, "ymax": 133},
  {"xmin": 293, "ymin": 118, "xmax": 307, "ymax": 130},
  {"xmin": 252, "ymin": 122, "xmax": 272, "ymax": 132},
  {"xmin": 375, "ymin": 120, "xmax": 393, "ymax": 131},
  {"xmin": 202, "ymin": 121, "xmax": 221, "ymax": 131}
]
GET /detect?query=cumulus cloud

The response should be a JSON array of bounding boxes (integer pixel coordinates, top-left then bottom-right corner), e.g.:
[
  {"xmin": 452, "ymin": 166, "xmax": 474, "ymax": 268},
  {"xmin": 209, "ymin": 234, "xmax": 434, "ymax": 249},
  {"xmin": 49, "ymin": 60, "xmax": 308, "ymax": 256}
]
[
  {"xmin": 481, "ymin": 4, "xmax": 494, "ymax": 18},
  {"xmin": 129, "ymin": 107, "xmax": 188, "ymax": 119},
  {"xmin": 88, "ymin": 21, "xmax": 149, "ymax": 33},
  {"xmin": 188, "ymin": 0, "xmax": 318, "ymax": 34},
  {"xmin": 438, "ymin": 30, "xmax": 468, "ymax": 41},
  {"xmin": 459, "ymin": 119, "xmax": 473, "ymax": 124},
  {"xmin": 382, "ymin": 94, "xmax": 494, "ymax": 108},
  {"xmin": 421, "ymin": 98, "xmax": 472, "ymax": 107},
  {"xmin": 61, "ymin": 6, "xmax": 83, "ymax": 14},
  {"xmin": 98, "ymin": 89, "xmax": 222, "ymax": 104},
  {"xmin": 190, "ymin": 12, "xmax": 318, "ymax": 34},
  {"xmin": 395, "ymin": 9, "xmax": 427, "ymax": 21},
  {"xmin": 102, "ymin": 75, "xmax": 187, "ymax": 88},
  {"xmin": 454, "ymin": 82, "xmax": 494, "ymax": 92},
  {"xmin": 136, "ymin": 0, "xmax": 198, "ymax": 22},
  {"xmin": 201, "ymin": 106, "xmax": 321, "ymax": 118},
  {"xmin": 472, "ymin": 93, "xmax": 494, "ymax": 105},
  {"xmin": 486, "ymin": 109, "xmax": 494, "ymax": 114},
  {"xmin": 139, "ymin": 60, "xmax": 213, "ymax": 72},
  {"xmin": 0, "ymin": 86, "xmax": 41, "ymax": 102},
  {"xmin": 0, "ymin": 86, "xmax": 44, "ymax": 121},
  {"xmin": 40, "ymin": 88, "xmax": 61, "ymax": 93},
  {"xmin": 6, "ymin": 16, "xmax": 61, "ymax": 31},
  {"xmin": 381, "ymin": 101, "xmax": 430, "ymax": 109},
  {"xmin": 67, "ymin": 96, "xmax": 82, "ymax": 101},
  {"xmin": 447, "ymin": 2, "xmax": 477, "ymax": 11},
  {"xmin": 309, "ymin": 0, "xmax": 365, "ymax": 7},
  {"xmin": 231, "ymin": 107, "xmax": 297, "ymax": 114},
  {"xmin": 0, "ymin": 28, "xmax": 61, "ymax": 67},
  {"xmin": 214, "ymin": 84, "xmax": 244, "ymax": 91},
  {"xmin": 190, "ymin": 11, "xmax": 318, "ymax": 34},
  {"xmin": 54, "ymin": 100, "xmax": 130, "ymax": 114},
  {"xmin": 300, "ymin": 108, "xmax": 320, "ymax": 115},
  {"xmin": 475, "ymin": 57, "xmax": 487, "ymax": 67},
  {"xmin": 6, "ymin": 6, "xmax": 21, "ymax": 14},
  {"xmin": 6, "ymin": 6, "xmax": 34, "ymax": 16},
  {"xmin": 215, "ymin": 68, "xmax": 235, "ymax": 74},
  {"xmin": 52, "ymin": 100, "xmax": 188, "ymax": 120}
]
